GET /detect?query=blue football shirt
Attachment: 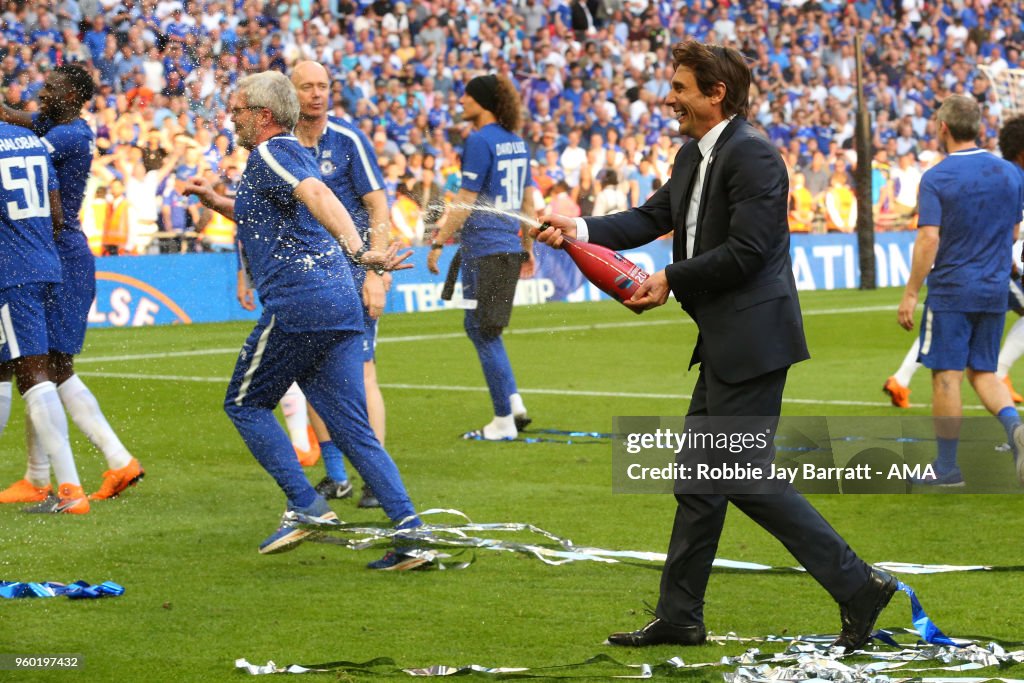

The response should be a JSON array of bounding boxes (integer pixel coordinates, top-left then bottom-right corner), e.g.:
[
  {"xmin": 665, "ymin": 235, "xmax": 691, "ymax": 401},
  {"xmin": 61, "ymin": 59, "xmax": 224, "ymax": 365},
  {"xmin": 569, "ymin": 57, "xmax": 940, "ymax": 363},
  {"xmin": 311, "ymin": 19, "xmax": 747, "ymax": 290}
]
[
  {"xmin": 32, "ymin": 114, "xmax": 95, "ymax": 256},
  {"xmin": 309, "ymin": 117, "xmax": 385, "ymax": 283},
  {"xmin": 233, "ymin": 135, "xmax": 362, "ymax": 333},
  {"xmin": 460, "ymin": 123, "xmax": 533, "ymax": 259},
  {"xmin": 0, "ymin": 122, "xmax": 61, "ymax": 290},
  {"xmin": 919, "ymin": 148, "xmax": 1024, "ymax": 312}
]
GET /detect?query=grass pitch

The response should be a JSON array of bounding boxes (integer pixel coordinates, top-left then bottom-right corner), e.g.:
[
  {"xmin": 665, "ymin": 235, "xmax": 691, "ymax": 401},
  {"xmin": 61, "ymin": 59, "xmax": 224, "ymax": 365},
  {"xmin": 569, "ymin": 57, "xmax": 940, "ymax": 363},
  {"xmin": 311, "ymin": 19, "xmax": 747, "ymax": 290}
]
[{"xmin": 1, "ymin": 287, "xmax": 1023, "ymax": 681}]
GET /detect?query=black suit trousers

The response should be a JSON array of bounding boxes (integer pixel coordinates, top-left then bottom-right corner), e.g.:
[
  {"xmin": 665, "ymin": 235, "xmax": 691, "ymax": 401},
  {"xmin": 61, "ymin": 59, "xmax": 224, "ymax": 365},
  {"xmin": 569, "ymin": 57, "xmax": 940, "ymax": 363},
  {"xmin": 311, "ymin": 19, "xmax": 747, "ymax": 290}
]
[{"xmin": 655, "ymin": 362, "xmax": 871, "ymax": 627}]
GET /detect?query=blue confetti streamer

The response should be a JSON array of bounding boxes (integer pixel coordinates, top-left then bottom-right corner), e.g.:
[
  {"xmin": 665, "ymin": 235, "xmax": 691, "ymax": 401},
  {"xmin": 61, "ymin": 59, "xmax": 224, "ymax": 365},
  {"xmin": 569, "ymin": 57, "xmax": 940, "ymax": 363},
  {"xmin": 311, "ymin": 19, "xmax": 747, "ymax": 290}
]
[
  {"xmin": 894, "ymin": 580, "xmax": 958, "ymax": 646},
  {"xmin": 0, "ymin": 580, "xmax": 124, "ymax": 600}
]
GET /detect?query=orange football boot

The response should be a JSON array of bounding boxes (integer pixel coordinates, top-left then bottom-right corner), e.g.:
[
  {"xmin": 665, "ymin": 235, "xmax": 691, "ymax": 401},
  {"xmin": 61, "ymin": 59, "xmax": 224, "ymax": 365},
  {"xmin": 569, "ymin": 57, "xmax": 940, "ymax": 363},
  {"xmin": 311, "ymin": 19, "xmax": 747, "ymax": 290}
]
[
  {"xmin": 882, "ymin": 376, "xmax": 911, "ymax": 408},
  {"xmin": 89, "ymin": 457, "xmax": 145, "ymax": 500},
  {"xmin": 24, "ymin": 484, "xmax": 90, "ymax": 514},
  {"xmin": 0, "ymin": 479, "xmax": 52, "ymax": 503}
]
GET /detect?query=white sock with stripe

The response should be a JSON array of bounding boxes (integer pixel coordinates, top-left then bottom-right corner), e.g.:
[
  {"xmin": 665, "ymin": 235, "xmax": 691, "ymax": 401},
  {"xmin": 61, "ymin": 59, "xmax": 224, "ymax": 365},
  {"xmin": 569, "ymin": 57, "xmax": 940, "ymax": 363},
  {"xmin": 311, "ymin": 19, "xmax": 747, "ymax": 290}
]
[
  {"xmin": 894, "ymin": 338, "xmax": 922, "ymax": 388},
  {"xmin": 0, "ymin": 381, "xmax": 11, "ymax": 438},
  {"xmin": 997, "ymin": 318, "xmax": 1024, "ymax": 379},
  {"xmin": 24, "ymin": 382, "xmax": 80, "ymax": 488},
  {"xmin": 280, "ymin": 383, "xmax": 310, "ymax": 450},
  {"xmin": 23, "ymin": 409, "xmax": 51, "ymax": 488},
  {"xmin": 58, "ymin": 374, "xmax": 132, "ymax": 470}
]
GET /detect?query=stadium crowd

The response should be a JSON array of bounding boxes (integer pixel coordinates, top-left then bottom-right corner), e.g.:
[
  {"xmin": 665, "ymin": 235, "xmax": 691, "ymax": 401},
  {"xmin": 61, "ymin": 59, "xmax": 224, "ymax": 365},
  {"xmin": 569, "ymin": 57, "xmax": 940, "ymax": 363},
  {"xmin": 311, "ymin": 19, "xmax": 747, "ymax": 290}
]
[{"xmin": 2, "ymin": 0, "xmax": 1024, "ymax": 252}]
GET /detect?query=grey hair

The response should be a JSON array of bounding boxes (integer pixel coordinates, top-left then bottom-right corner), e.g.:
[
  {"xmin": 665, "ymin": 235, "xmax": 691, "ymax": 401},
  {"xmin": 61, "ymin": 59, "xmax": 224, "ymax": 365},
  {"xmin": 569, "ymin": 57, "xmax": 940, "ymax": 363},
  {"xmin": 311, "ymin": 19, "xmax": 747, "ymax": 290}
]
[
  {"xmin": 237, "ymin": 71, "xmax": 300, "ymax": 131},
  {"xmin": 936, "ymin": 94, "xmax": 980, "ymax": 142}
]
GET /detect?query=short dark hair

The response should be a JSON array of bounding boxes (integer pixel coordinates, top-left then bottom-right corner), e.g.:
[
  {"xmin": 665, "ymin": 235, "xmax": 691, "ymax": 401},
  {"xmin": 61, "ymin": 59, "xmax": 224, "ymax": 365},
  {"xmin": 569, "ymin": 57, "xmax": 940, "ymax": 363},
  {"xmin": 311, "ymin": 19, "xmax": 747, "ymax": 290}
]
[
  {"xmin": 999, "ymin": 115, "xmax": 1024, "ymax": 166},
  {"xmin": 54, "ymin": 63, "xmax": 95, "ymax": 106},
  {"xmin": 935, "ymin": 94, "xmax": 980, "ymax": 142},
  {"xmin": 671, "ymin": 40, "xmax": 750, "ymax": 118}
]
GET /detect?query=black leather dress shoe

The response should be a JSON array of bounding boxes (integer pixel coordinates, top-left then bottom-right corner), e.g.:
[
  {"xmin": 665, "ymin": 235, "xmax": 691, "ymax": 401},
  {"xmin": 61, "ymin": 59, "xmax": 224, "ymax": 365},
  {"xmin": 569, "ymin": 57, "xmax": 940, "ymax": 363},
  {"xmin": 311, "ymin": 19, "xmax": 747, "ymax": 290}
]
[
  {"xmin": 607, "ymin": 618, "xmax": 707, "ymax": 647},
  {"xmin": 832, "ymin": 569, "xmax": 898, "ymax": 651}
]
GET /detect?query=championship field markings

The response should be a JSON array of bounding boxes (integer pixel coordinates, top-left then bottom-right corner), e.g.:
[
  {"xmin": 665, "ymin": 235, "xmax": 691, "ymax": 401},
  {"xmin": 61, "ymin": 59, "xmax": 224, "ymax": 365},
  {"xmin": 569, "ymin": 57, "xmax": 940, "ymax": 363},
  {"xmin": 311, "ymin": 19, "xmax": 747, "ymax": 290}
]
[
  {"xmin": 76, "ymin": 372, "xmax": 947, "ymax": 410},
  {"xmin": 75, "ymin": 303, "xmax": 899, "ymax": 365}
]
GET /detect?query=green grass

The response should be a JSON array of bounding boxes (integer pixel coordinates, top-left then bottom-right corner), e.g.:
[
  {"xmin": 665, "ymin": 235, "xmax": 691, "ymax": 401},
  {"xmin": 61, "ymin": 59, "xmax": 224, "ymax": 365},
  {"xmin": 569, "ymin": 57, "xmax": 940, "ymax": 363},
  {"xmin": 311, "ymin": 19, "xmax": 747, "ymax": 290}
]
[{"xmin": 1, "ymin": 287, "xmax": 1023, "ymax": 681}]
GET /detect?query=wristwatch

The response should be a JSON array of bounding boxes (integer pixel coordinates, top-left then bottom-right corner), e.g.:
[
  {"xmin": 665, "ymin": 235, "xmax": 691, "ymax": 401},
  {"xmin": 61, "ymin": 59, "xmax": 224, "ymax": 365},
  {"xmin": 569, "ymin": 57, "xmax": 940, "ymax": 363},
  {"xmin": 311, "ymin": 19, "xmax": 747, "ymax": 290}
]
[
  {"xmin": 353, "ymin": 244, "xmax": 386, "ymax": 276},
  {"xmin": 431, "ymin": 242, "xmax": 444, "ymax": 250}
]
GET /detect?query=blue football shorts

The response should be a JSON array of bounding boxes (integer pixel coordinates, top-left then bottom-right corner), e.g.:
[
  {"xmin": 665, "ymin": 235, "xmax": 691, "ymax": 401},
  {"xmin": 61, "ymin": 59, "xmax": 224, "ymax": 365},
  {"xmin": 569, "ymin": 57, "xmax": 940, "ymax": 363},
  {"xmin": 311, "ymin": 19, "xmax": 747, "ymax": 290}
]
[
  {"xmin": 0, "ymin": 282, "xmax": 52, "ymax": 362},
  {"xmin": 45, "ymin": 247, "xmax": 96, "ymax": 355},
  {"xmin": 918, "ymin": 304, "xmax": 1005, "ymax": 372}
]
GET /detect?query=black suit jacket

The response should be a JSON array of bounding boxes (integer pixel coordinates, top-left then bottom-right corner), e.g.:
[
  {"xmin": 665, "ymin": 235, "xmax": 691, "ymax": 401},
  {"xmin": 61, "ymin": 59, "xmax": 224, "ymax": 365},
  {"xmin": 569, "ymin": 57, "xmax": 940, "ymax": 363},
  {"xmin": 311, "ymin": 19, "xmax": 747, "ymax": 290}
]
[{"xmin": 585, "ymin": 118, "xmax": 810, "ymax": 384}]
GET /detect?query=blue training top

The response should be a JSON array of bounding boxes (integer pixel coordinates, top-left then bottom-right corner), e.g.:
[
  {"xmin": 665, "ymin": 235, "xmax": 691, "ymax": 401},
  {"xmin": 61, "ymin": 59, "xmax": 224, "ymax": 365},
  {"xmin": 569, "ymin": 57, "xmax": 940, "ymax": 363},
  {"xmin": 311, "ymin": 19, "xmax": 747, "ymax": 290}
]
[
  {"xmin": 0, "ymin": 121, "xmax": 60, "ymax": 290},
  {"xmin": 309, "ymin": 116, "xmax": 385, "ymax": 284},
  {"xmin": 31, "ymin": 114, "xmax": 95, "ymax": 258},
  {"xmin": 460, "ymin": 123, "xmax": 533, "ymax": 260},
  {"xmin": 919, "ymin": 148, "xmax": 1024, "ymax": 313},
  {"xmin": 234, "ymin": 134, "xmax": 362, "ymax": 334}
]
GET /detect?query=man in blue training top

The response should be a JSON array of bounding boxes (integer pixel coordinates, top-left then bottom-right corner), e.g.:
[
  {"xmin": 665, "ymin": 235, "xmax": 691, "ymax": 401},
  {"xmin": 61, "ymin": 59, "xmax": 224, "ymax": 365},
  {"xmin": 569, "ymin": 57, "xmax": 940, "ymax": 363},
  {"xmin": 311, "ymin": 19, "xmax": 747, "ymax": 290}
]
[
  {"xmin": 290, "ymin": 60, "xmax": 392, "ymax": 508},
  {"xmin": 184, "ymin": 71, "xmax": 428, "ymax": 570},
  {"xmin": 427, "ymin": 74, "xmax": 537, "ymax": 441},
  {"xmin": 898, "ymin": 94, "xmax": 1024, "ymax": 486},
  {"xmin": 0, "ymin": 120, "xmax": 89, "ymax": 514},
  {"xmin": 239, "ymin": 61, "xmax": 393, "ymax": 508},
  {"xmin": 0, "ymin": 64, "xmax": 143, "ymax": 506}
]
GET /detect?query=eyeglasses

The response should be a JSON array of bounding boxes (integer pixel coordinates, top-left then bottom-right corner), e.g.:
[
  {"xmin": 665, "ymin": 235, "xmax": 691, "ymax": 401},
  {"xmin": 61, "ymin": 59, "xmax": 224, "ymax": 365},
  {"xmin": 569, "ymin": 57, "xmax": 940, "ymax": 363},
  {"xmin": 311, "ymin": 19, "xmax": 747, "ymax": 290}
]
[{"xmin": 230, "ymin": 105, "xmax": 265, "ymax": 116}]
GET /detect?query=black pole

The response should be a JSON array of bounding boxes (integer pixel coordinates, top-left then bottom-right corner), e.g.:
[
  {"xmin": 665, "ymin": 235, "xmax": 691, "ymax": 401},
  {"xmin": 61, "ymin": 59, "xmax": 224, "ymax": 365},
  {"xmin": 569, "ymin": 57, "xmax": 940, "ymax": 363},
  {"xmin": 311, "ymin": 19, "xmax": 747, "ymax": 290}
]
[{"xmin": 854, "ymin": 33, "xmax": 876, "ymax": 290}]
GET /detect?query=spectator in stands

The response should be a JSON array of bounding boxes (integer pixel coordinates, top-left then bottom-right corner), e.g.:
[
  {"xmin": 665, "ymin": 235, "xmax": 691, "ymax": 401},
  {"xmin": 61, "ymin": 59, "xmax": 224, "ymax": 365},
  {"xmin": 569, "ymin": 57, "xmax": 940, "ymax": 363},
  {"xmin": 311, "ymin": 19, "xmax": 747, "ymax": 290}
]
[
  {"xmin": 891, "ymin": 151, "xmax": 923, "ymax": 221},
  {"xmin": 0, "ymin": 0, "xmax": 1019, "ymax": 252},
  {"xmin": 789, "ymin": 171, "xmax": 817, "ymax": 234},
  {"xmin": 547, "ymin": 180, "xmax": 580, "ymax": 218},
  {"xmin": 197, "ymin": 180, "xmax": 236, "ymax": 252},
  {"xmin": 825, "ymin": 171, "xmax": 858, "ymax": 233},
  {"xmin": 391, "ymin": 180, "xmax": 425, "ymax": 246},
  {"xmin": 592, "ymin": 169, "xmax": 629, "ymax": 216},
  {"xmin": 101, "ymin": 179, "xmax": 130, "ymax": 256}
]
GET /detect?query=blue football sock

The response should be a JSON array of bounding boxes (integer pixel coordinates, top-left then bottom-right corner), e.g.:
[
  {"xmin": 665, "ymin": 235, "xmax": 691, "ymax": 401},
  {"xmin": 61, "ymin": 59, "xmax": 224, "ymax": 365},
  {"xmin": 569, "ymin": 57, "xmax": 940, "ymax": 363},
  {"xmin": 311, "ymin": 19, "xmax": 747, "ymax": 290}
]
[
  {"xmin": 935, "ymin": 437, "xmax": 959, "ymax": 472},
  {"xmin": 320, "ymin": 440, "xmax": 349, "ymax": 482},
  {"xmin": 997, "ymin": 406, "xmax": 1021, "ymax": 443},
  {"xmin": 465, "ymin": 316, "xmax": 517, "ymax": 416}
]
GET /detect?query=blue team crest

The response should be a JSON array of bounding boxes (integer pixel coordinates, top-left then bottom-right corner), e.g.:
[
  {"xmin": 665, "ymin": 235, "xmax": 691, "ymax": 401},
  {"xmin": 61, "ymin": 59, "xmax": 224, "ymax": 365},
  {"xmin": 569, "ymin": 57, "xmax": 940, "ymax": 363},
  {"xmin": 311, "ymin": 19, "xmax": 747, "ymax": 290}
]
[{"xmin": 320, "ymin": 159, "xmax": 336, "ymax": 176}]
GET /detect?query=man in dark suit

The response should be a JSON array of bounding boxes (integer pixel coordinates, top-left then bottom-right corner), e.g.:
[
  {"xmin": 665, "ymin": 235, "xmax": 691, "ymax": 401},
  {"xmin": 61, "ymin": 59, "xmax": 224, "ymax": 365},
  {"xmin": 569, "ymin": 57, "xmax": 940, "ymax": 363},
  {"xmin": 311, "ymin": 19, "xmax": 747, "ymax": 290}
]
[{"xmin": 535, "ymin": 41, "xmax": 897, "ymax": 650}]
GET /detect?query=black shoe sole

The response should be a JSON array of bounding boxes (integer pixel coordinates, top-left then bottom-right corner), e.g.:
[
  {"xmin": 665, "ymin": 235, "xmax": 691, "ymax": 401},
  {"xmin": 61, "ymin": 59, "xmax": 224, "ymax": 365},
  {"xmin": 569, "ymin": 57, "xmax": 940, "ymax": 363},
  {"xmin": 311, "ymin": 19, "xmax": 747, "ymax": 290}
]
[{"xmin": 514, "ymin": 415, "xmax": 532, "ymax": 431}]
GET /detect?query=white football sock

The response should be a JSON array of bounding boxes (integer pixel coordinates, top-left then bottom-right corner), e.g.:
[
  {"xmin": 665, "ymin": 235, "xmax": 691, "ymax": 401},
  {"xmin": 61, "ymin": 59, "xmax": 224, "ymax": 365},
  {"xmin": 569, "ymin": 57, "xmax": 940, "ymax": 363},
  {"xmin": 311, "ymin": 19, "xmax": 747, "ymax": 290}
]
[
  {"xmin": 509, "ymin": 392, "xmax": 527, "ymax": 417},
  {"xmin": 481, "ymin": 414, "xmax": 517, "ymax": 440},
  {"xmin": 0, "ymin": 381, "xmax": 11, "ymax": 437},
  {"xmin": 23, "ymin": 409, "xmax": 50, "ymax": 488},
  {"xmin": 57, "ymin": 374, "xmax": 132, "ymax": 470},
  {"xmin": 24, "ymin": 382, "xmax": 80, "ymax": 488},
  {"xmin": 997, "ymin": 318, "xmax": 1024, "ymax": 379},
  {"xmin": 280, "ymin": 383, "xmax": 310, "ymax": 449},
  {"xmin": 894, "ymin": 338, "xmax": 922, "ymax": 387}
]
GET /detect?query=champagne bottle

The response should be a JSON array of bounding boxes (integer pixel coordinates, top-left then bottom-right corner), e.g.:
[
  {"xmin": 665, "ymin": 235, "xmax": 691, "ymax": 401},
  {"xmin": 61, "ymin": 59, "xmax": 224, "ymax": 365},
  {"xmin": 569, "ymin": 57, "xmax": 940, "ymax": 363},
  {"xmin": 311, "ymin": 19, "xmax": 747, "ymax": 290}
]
[{"xmin": 559, "ymin": 233, "xmax": 650, "ymax": 305}]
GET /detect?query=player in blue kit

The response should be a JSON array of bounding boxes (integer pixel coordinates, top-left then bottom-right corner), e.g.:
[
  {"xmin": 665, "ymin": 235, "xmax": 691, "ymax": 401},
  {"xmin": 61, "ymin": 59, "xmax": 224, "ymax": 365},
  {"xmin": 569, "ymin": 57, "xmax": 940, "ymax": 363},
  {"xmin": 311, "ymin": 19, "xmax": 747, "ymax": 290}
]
[
  {"xmin": 0, "ymin": 121, "xmax": 89, "ymax": 514},
  {"xmin": 427, "ymin": 74, "xmax": 537, "ymax": 441},
  {"xmin": 897, "ymin": 95, "xmax": 1024, "ymax": 486},
  {"xmin": 290, "ymin": 61, "xmax": 392, "ymax": 508},
  {"xmin": 0, "ymin": 65, "xmax": 143, "ymax": 506},
  {"xmin": 185, "ymin": 71, "xmax": 429, "ymax": 569},
  {"xmin": 883, "ymin": 276, "xmax": 1024, "ymax": 408}
]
